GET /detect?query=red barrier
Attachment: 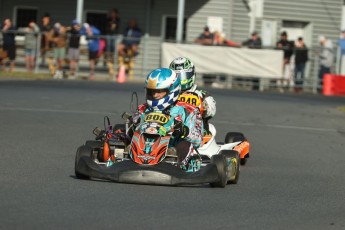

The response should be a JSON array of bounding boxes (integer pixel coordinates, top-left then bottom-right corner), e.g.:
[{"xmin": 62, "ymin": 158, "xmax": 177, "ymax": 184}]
[{"xmin": 323, "ymin": 74, "xmax": 345, "ymax": 96}]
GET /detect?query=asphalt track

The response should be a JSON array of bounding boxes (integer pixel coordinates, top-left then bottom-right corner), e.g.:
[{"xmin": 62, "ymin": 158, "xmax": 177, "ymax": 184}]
[{"xmin": 0, "ymin": 80, "xmax": 344, "ymax": 230}]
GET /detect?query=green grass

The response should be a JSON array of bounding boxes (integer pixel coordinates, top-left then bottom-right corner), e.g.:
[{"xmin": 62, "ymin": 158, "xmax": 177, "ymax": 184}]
[{"xmin": 0, "ymin": 71, "xmax": 52, "ymax": 80}]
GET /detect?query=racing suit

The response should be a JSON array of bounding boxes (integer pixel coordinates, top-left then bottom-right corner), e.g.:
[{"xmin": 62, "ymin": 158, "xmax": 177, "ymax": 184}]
[
  {"xmin": 130, "ymin": 101, "xmax": 203, "ymax": 167},
  {"xmin": 177, "ymin": 85, "xmax": 216, "ymax": 134}
]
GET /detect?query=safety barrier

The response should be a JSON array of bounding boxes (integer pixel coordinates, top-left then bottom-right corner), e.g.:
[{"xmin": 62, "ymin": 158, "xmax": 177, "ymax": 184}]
[{"xmin": 323, "ymin": 74, "xmax": 345, "ymax": 96}]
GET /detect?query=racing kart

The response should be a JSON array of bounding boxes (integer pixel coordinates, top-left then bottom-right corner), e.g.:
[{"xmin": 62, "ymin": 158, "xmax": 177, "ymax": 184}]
[{"xmin": 74, "ymin": 112, "xmax": 241, "ymax": 188}]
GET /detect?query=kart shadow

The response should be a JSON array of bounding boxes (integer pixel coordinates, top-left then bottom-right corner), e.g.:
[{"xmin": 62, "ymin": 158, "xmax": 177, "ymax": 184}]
[{"xmin": 69, "ymin": 175, "xmax": 213, "ymax": 188}]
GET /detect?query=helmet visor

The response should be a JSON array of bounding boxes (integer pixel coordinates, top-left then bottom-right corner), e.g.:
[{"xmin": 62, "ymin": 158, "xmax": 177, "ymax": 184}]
[
  {"xmin": 175, "ymin": 70, "xmax": 194, "ymax": 81},
  {"xmin": 146, "ymin": 88, "xmax": 169, "ymax": 100}
]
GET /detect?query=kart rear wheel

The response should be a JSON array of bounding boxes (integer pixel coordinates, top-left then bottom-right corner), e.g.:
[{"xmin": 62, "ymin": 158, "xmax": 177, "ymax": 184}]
[
  {"xmin": 220, "ymin": 150, "xmax": 240, "ymax": 184},
  {"xmin": 210, "ymin": 155, "xmax": 227, "ymax": 188},
  {"xmin": 224, "ymin": 132, "xmax": 246, "ymax": 143},
  {"xmin": 225, "ymin": 132, "xmax": 248, "ymax": 166},
  {"xmin": 75, "ymin": 145, "xmax": 93, "ymax": 179},
  {"xmin": 240, "ymin": 158, "xmax": 247, "ymax": 166}
]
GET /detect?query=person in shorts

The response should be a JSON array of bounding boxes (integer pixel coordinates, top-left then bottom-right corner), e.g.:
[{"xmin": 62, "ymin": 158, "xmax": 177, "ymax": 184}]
[{"xmin": 67, "ymin": 20, "xmax": 81, "ymax": 78}]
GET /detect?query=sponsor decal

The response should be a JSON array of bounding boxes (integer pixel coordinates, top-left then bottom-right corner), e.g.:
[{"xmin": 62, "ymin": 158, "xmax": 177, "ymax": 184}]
[
  {"xmin": 144, "ymin": 112, "xmax": 170, "ymax": 124},
  {"xmin": 137, "ymin": 154, "xmax": 156, "ymax": 161},
  {"xmin": 178, "ymin": 93, "xmax": 201, "ymax": 107},
  {"xmin": 145, "ymin": 127, "xmax": 158, "ymax": 134},
  {"xmin": 233, "ymin": 141, "xmax": 249, "ymax": 153}
]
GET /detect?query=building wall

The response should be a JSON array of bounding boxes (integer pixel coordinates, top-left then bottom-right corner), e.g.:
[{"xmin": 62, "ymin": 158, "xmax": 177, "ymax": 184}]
[{"xmin": 0, "ymin": 0, "xmax": 343, "ymax": 80}]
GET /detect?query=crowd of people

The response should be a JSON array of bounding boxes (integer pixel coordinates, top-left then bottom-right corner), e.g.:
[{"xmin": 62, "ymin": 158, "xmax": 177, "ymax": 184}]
[
  {"xmin": 0, "ymin": 9, "xmax": 142, "ymax": 80},
  {"xmin": 193, "ymin": 26, "xmax": 339, "ymax": 93},
  {"xmin": 0, "ymin": 15, "xmax": 341, "ymax": 93}
]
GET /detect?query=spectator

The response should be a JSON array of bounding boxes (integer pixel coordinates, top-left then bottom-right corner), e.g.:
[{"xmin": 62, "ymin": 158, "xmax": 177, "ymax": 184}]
[
  {"xmin": 1, "ymin": 18, "xmax": 16, "ymax": 72},
  {"xmin": 194, "ymin": 26, "xmax": 214, "ymax": 45},
  {"xmin": 67, "ymin": 19, "xmax": 81, "ymax": 78},
  {"xmin": 49, "ymin": 23, "xmax": 68, "ymax": 79},
  {"xmin": 337, "ymin": 30, "xmax": 345, "ymax": 74},
  {"xmin": 318, "ymin": 35, "xmax": 334, "ymax": 91},
  {"xmin": 118, "ymin": 18, "xmax": 142, "ymax": 57},
  {"xmin": 40, "ymin": 13, "xmax": 53, "ymax": 65},
  {"xmin": 81, "ymin": 23, "xmax": 100, "ymax": 80},
  {"xmin": 242, "ymin": 31, "xmax": 262, "ymax": 48},
  {"xmin": 24, "ymin": 21, "xmax": 40, "ymax": 73},
  {"xmin": 276, "ymin": 31, "xmax": 294, "ymax": 88},
  {"xmin": 293, "ymin": 37, "xmax": 308, "ymax": 93},
  {"xmin": 105, "ymin": 8, "xmax": 120, "ymax": 54},
  {"xmin": 105, "ymin": 8, "xmax": 120, "ymax": 78},
  {"xmin": 214, "ymin": 31, "xmax": 241, "ymax": 47}
]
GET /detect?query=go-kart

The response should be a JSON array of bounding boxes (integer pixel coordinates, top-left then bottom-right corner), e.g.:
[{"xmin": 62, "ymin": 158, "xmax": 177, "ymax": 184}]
[
  {"xmin": 74, "ymin": 112, "xmax": 240, "ymax": 188},
  {"xmin": 199, "ymin": 124, "xmax": 250, "ymax": 166}
]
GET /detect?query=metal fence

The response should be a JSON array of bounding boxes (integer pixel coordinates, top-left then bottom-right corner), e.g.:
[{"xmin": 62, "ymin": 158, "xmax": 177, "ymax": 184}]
[{"xmin": 0, "ymin": 30, "xmax": 341, "ymax": 94}]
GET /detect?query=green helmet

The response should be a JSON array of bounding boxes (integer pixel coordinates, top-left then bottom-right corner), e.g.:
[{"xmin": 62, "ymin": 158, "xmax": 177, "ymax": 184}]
[{"xmin": 169, "ymin": 57, "xmax": 196, "ymax": 91}]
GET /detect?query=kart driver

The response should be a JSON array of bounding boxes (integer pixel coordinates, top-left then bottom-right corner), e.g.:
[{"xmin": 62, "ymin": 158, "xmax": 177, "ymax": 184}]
[
  {"xmin": 129, "ymin": 67, "xmax": 203, "ymax": 169},
  {"xmin": 169, "ymin": 57, "xmax": 216, "ymax": 134}
]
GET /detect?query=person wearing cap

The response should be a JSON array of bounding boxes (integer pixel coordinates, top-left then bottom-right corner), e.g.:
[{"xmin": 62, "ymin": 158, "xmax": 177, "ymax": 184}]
[
  {"xmin": 242, "ymin": 31, "xmax": 262, "ymax": 49},
  {"xmin": 48, "ymin": 22, "xmax": 68, "ymax": 79},
  {"xmin": 318, "ymin": 35, "xmax": 334, "ymax": 90},
  {"xmin": 194, "ymin": 26, "xmax": 214, "ymax": 45},
  {"xmin": 67, "ymin": 19, "xmax": 81, "ymax": 78},
  {"xmin": 80, "ymin": 22, "xmax": 101, "ymax": 80}
]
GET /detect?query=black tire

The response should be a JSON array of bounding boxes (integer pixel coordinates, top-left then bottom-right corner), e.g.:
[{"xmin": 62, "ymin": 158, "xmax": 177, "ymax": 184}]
[
  {"xmin": 240, "ymin": 158, "xmax": 247, "ymax": 166},
  {"xmin": 85, "ymin": 140, "xmax": 102, "ymax": 149},
  {"xmin": 210, "ymin": 155, "xmax": 227, "ymax": 188},
  {"xmin": 75, "ymin": 145, "xmax": 92, "ymax": 179},
  {"xmin": 224, "ymin": 132, "xmax": 245, "ymax": 143},
  {"xmin": 220, "ymin": 150, "xmax": 240, "ymax": 184},
  {"xmin": 113, "ymin": 124, "xmax": 126, "ymax": 133}
]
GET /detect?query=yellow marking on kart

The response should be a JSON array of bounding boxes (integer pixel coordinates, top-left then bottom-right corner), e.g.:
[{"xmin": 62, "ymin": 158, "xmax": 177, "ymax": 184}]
[
  {"xmin": 144, "ymin": 112, "xmax": 170, "ymax": 124},
  {"xmin": 178, "ymin": 93, "xmax": 201, "ymax": 107}
]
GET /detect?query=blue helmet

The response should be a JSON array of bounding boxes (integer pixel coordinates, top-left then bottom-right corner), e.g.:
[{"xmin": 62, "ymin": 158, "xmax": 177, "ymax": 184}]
[{"xmin": 145, "ymin": 68, "xmax": 181, "ymax": 110}]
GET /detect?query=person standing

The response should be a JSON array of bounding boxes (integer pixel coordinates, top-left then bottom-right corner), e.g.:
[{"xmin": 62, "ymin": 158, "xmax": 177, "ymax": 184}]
[
  {"xmin": 105, "ymin": 8, "xmax": 120, "ymax": 78},
  {"xmin": 67, "ymin": 20, "xmax": 81, "ymax": 78},
  {"xmin": 337, "ymin": 30, "xmax": 345, "ymax": 74},
  {"xmin": 194, "ymin": 26, "xmax": 214, "ymax": 46},
  {"xmin": 293, "ymin": 37, "xmax": 308, "ymax": 93},
  {"xmin": 276, "ymin": 31, "xmax": 294, "ymax": 89},
  {"xmin": 24, "ymin": 21, "xmax": 40, "ymax": 73},
  {"xmin": 242, "ymin": 31, "xmax": 262, "ymax": 49},
  {"xmin": 49, "ymin": 23, "xmax": 68, "ymax": 79},
  {"xmin": 40, "ymin": 13, "xmax": 53, "ymax": 65},
  {"xmin": 1, "ymin": 18, "xmax": 16, "ymax": 72},
  {"xmin": 81, "ymin": 23, "xmax": 100, "ymax": 80},
  {"xmin": 318, "ymin": 35, "xmax": 334, "ymax": 91}
]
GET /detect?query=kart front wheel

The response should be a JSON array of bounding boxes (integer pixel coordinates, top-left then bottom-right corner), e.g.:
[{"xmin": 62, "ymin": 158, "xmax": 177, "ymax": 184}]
[
  {"xmin": 85, "ymin": 140, "xmax": 102, "ymax": 149},
  {"xmin": 75, "ymin": 145, "xmax": 93, "ymax": 179},
  {"xmin": 210, "ymin": 155, "xmax": 227, "ymax": 188},
  {"xmin": 220, "ymin": 150, "xmax": 240, "ymax": 184}
]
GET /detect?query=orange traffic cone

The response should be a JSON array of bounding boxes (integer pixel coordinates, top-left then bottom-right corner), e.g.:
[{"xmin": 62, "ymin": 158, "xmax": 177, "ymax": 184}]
[{"xmin": 117, "ymin": 65, "xmax": 126, "ymax": 83}]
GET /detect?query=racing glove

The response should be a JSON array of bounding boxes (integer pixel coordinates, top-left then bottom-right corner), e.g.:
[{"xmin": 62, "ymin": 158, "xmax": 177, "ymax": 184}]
[{"xmin": 172, "ymin": 121, "xmax": 189, "ymax": 139}]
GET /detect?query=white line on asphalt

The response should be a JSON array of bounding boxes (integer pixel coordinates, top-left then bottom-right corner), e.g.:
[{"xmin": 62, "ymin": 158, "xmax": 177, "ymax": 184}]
[
  {"xmin": 0, "ymin": 106, "xmax": 116, "ymax": 115},
  {"xmin": 214, "ymin": 120, "xmax": 338, "ymax": 132},
  {"xmin": 0, "ymin": 106, "xmax": 339, "ymax": 133}
]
